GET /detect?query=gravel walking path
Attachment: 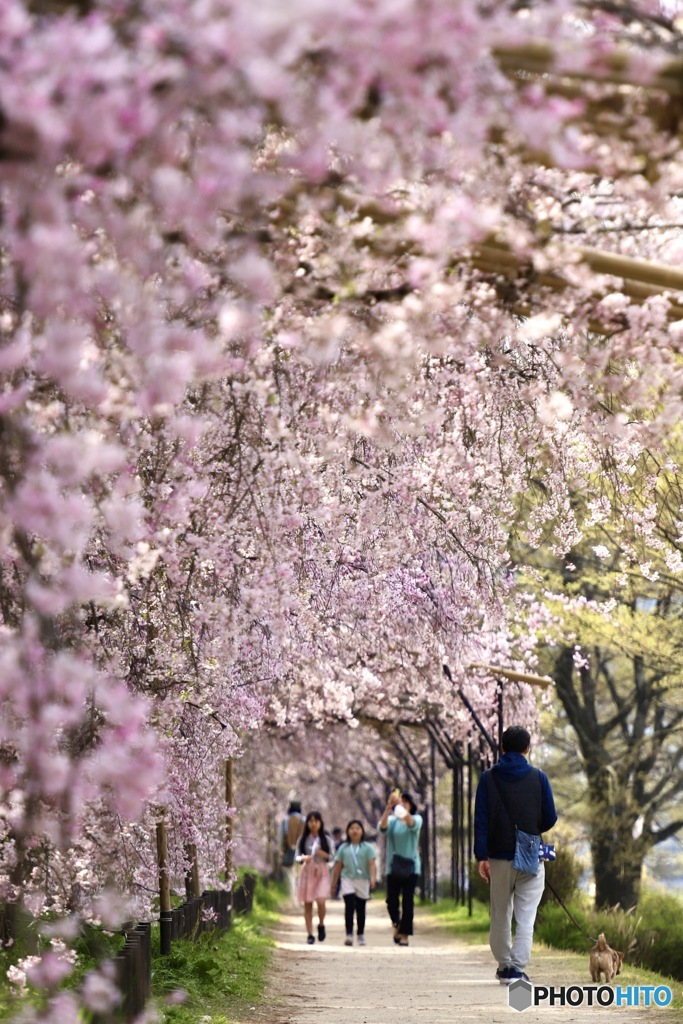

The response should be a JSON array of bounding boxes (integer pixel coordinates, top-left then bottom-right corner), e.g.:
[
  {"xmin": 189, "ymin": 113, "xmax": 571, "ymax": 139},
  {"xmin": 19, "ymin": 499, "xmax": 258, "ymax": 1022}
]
[{"xmin": 261, "ymin": 897, "xmax": 678, "ymax": 1023}]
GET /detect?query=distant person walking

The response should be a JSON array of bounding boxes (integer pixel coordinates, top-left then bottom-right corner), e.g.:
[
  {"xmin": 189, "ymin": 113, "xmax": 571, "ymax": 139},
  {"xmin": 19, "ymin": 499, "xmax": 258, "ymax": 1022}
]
[
  {"xmin": 297, "ymin": 811, "xmax": 333, "ymax": 944},
  {"xmin": 331, "ymin": 819, "xmax": 377, "ymax": 946},
  {"xmin": 331, "ymin": 827, "xmax": 343, "ymax": 899},
  {"xmin": 474, "ymin": 725, "xmax": 557, "ymax": 985},
  {"xmin": 379, "ymin": 791, "xmax": 423, "ymax": 947},
  {"xmin": 280, "ymin": 800, "xmax": 304, "ymax": 908}
]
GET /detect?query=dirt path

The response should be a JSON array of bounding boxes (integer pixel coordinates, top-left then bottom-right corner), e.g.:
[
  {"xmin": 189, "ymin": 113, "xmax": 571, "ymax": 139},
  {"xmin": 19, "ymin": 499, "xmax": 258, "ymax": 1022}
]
[{"xmin": 261, "ymin": 897, "xmax": 678, "ymax": 1023}]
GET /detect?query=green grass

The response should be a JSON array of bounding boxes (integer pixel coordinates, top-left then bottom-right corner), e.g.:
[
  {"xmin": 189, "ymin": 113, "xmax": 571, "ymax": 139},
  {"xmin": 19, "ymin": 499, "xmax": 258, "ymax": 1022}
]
[
  {"xmin": 420, "ymin": 896, "xmax": 490, "ymax": 940},
  {"xmin": 0, "ymin": 985, "xmax": 11, "ymax": 1022},
  {"xmin": 152, "ymin": 878, "xmax": 281, "ymax": 1024}
]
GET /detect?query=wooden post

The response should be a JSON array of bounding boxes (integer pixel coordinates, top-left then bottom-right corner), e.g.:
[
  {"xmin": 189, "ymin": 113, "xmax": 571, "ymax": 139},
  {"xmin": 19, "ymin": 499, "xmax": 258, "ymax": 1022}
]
[
  {"xmin": 156, "ymin": 817, "xmax": 172, "ymax": 955},
  {"xmin": 467, "ymin": 748, "xmax": 474, "ymax": 918},
  {"xmin": 451, "ymin": 763, "xmax": 458, "ymax": 902},
  {"xmin": 430, "ymin": 735, "xmax": 437, "ymax": 903},
  {"xmin": 225, "ymin": 758, "xmax": 234, "ymax": 882}
]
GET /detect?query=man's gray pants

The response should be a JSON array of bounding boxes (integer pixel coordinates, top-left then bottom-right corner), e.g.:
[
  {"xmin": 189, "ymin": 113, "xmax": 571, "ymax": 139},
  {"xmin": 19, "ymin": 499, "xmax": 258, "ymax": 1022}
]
[{"xmin": 489, "ymin": 859, "xmax": 545, "ymax": 971}]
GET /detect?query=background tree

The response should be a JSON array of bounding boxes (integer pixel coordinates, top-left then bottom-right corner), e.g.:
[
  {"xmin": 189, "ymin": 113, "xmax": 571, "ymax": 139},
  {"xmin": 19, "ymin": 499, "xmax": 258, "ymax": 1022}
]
[{"xmin": 515, "ymin": 449, "xmax": 683, "ymax": 908}]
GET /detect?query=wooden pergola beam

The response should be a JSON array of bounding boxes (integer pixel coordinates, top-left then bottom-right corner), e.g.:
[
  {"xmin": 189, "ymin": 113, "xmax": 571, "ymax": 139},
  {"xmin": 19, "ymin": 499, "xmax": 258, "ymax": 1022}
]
[
  {"xmin": 465, "ymin": 237, "xmax": 683, "ymax": 321},
  {"xmin": 320, "ymin": 186, "xmax": 683, "ymax": 322},
  {"xmin": 493, "ymin": 42, "xmax": 683, "ymax": 97},
  {"xmin": 467, "ymin": 662, "xmax": 554, "ymax": 689}
]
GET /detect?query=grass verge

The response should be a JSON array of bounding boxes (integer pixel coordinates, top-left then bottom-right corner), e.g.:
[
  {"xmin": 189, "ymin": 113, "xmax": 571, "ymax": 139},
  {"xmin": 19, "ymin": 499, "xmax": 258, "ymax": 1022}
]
[
  {"xmin": 419, "ymin": 896, "xmax": 490, "ymax": 941},
  {"xmin": 152, "ymin": 878, "xmax": 282, "ymax": 1024}
]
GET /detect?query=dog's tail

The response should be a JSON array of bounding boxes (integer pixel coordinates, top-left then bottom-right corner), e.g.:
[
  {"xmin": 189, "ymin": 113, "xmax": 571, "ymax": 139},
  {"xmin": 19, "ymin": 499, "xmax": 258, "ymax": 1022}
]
[{"xmin": 596, "ymin": 933, "xmax": 609, "ymax": 951}]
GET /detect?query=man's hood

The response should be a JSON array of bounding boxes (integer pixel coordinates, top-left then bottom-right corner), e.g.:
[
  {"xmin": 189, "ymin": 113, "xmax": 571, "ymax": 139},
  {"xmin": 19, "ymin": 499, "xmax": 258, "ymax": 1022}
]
[{"xmin": 492, "ymin": 751, "xmax": 532, "ymax": 779}]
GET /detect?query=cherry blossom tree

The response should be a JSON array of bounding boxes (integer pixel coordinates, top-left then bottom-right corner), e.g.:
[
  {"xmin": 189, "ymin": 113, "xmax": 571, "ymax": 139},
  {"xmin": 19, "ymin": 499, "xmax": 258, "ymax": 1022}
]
[{"xmin": 3, "ymin": 0, "xmax": 683, "ymax": 1014}]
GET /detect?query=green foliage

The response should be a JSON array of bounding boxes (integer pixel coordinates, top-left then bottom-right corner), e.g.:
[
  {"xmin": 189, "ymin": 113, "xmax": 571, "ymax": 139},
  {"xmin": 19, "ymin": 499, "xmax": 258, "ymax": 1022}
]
[
  {"xmin": 540, "ymin": 846, "xmax": 583, "ymax": 906},
  {"xmin": 620, "ymin": 890, "xmax": 683, "ymax": 982},
  {"xmin": 512, "ymin": 458, "xmax": 683, "ymax": 910},
  {"xmin": 68, "ymin": 924, "xmax": 125, "ymax": 989},
  {"xmin": 535, "ymin": 899, "xmax": 595, "ymax": 952},
  {"xmin": 0, "ymin": 917, "xmax": 125, "ymax": 1022},
  {"xmin": 537, "ymin": 887, "xmax": 683, "ymax": 982},
  {"xmin": 0, "ymin": 984, "xmax": 12, "ymax": 1023}
]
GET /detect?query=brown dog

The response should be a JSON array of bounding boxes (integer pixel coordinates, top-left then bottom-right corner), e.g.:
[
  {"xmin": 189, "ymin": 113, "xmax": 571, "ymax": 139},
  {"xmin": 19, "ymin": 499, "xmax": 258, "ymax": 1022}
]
[{"xmin": 589, "ymin": 933, "xmax": 624, "ymax": 984}]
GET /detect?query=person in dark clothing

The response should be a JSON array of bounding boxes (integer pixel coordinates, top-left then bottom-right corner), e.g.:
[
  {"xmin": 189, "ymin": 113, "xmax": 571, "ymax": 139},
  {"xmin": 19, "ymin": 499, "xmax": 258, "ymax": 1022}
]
[
  {"xmin": 474, "ymin": 725, "xmax": 557, "ymax": 986},
  {"xmin": 331, "ymin": 827, "xmax": 343, "ymax": 899}
]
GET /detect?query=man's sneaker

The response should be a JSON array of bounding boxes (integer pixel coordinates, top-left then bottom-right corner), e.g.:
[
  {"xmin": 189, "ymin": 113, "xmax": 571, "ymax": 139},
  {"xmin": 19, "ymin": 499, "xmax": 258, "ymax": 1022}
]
[
  {"xmin": 306, "ymin": 934, "xmax": 315, "ymax": 945},
  {"xmin": 317, "ymin": 923, "xmax": 326, "ymax": 942},
  {"xmin": 496, "ymin": 966, "xmax": 513, "ymax": 984},
  {"xmin": 509, "ymin": 969, "xmax": 531, "ymax": 983},
  {"xmin": 344, "ymin": 934, "xmax": 353, "ymax": 946},
  {"xmin": 357, "ymin": 935, "xmax": 367, "ymax": 946}
]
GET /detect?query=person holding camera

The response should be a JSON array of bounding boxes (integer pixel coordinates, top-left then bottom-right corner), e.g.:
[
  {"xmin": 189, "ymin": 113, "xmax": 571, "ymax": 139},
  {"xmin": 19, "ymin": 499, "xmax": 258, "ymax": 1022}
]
[
  {"xmin": 379, "ymin": 791, "xmax": 423, "ymax": 947},
  {"xmin": 474, "ymin": 726, "xmax": 557, "ymax": 985}
]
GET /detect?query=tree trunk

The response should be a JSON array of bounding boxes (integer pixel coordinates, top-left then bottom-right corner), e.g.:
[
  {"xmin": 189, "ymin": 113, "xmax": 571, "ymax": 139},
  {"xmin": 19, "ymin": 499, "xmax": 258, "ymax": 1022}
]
[
  {"xmin": 585, "ymin": 753, "xmax": 646, "ymax": 911},
  {"xmin": 552, "ymin": 644, "xmax": 650, "ymax": 911},
  {"xmin": 0, "ymin": 835, "xmax": 37, "ymax": 952},
  {"xmin": 590, "ymin": 822, "xmax": 644, "ymax": 910}
]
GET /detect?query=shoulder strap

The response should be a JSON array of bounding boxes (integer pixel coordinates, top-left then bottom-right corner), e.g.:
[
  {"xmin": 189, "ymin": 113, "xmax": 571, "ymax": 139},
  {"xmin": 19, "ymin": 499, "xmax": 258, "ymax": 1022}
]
[{"xmin": 488, "ymin": 767, "xmax": 541, "ymax": 829}]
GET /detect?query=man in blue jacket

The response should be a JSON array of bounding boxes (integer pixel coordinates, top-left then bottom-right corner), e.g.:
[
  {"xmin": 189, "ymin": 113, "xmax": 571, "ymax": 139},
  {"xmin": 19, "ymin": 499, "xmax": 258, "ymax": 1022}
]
[{"xmin": 474, "ymin": 725, "xmax": 557, "ymax": 985}]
